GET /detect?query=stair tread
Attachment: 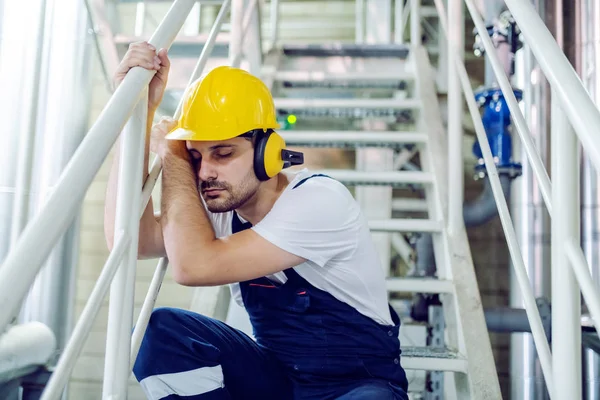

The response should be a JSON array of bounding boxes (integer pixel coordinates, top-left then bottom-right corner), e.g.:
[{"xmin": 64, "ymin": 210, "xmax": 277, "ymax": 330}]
[
  {"xmin": 386, "ymin": 277, "xmax": 453, "ymax": 294},
  {"xmin": 281, "ymin": 131, "xmax": 427, "ymax": 147},
  {"xmin": 280, "ymin": 43, "xmax": 410, "ymax": 58},
  {"xmin": 403, "ymin": 346, "xmax": 462, "ymax": 359},
  {"xmin": 273, "ymin": 97, "xmax": 422, "ymax": 109},
  {"xmin": 402, "ymin": 347, "xmax": 468, "ymax": 373},
  {"xmin": 274, "ymin": 70, "xmax": 414, "ymax": 82},
  {"xmin": 315, "ymin": 170, "xmax": 432, "ymax": 185},
  {"xmin": 368, "ymin": 219, "xmax": 442, "ymax": 233}
]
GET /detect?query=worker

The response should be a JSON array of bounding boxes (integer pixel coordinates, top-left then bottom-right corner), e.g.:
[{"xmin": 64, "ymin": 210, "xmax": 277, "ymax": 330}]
[{"xmin": 104, "ymin": 42, "xmax": 409, "ymax": 400}]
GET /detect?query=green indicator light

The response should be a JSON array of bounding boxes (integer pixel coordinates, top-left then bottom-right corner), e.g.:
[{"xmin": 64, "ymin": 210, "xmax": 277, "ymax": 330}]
[{"xmin": 287, "ymin": 114, "xmax": 297, "ymax": 125}]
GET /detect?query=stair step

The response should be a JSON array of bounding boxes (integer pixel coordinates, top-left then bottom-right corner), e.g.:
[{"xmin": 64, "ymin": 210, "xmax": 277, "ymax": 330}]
[
  {"xmin": 274, "ymin": 98, "xmax": 421, "ymax": 110},
  {"xmin": 317, "ymin": 170, "xmax": 432, "ymax": 186},
  {"xmin": 386, "ymin": 277, "xmax": 454, "ymax": 294},
  {"xmin": 280, "ymin": 131, "xmax": 427, "ymax": 148},
  {"xmin": 402, "ymin": 347, "xmax": 468, "ymax": 373},
  {"xmin": 368, "ymin": 219, "xmax": 443, "ymax": 233},
  {"xmin": 274, "ymin": 70, "xmax": 414, "ymax": 83},
  {"xmin": 281, "ymin": 43, "xmax": 410, "ymax": 58}
]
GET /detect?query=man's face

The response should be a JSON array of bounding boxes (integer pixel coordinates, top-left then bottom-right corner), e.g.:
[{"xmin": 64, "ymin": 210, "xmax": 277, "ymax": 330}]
[{"xmin": 186, "ymin": 136, "xmax": 260, "ymax": 213}]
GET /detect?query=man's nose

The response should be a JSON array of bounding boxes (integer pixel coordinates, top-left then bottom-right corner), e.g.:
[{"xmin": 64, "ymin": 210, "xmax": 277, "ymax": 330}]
[{"xmin": 198, "ymin": 159, "xmax": 217, "ymax": 182}]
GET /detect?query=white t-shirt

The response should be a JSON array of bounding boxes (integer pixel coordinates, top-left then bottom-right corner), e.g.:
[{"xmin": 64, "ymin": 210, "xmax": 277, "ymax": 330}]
[{"xmin": 208, "ymin": 168, "xmax": 394, "ymax": 326}]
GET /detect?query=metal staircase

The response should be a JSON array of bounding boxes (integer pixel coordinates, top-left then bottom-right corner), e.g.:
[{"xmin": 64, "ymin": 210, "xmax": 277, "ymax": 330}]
[{"xmin": 257, "ymin": 42, "xmax": 502, "ymax": 399}]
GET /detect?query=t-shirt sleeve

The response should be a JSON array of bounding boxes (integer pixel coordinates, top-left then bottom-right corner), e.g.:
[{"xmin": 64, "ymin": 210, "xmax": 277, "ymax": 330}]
[{"xmin": 251, "ymin": 179, "xmax": 360, "ymax": 267}]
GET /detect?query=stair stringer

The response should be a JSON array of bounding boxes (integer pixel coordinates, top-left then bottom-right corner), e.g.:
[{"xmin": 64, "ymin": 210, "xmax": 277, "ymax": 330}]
[{"xmin": 410, "ymin": 46, "xmax": 503, "ymax": 400}]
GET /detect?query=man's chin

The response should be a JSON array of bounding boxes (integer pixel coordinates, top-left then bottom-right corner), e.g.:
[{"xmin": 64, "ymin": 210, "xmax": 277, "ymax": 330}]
[{"xmin": 205, "ymin": 200, "xmax": 234, "ymax": 213}]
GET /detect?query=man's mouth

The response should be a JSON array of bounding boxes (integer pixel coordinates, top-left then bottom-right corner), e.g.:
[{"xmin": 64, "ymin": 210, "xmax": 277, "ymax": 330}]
[{"xmin": 203, "ymin": 189, "xmax": 224, "ymax": 196}]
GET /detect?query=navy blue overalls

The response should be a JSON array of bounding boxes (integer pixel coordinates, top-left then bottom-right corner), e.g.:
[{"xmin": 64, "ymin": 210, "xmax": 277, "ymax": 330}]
[{"xmin": 133, "ymin": 213, "xmax": 408, "ymax": 400}]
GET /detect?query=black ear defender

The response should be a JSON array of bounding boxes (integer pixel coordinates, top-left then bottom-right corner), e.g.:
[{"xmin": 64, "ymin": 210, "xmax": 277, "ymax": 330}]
[{"xmin": 252, "ymin": 129, "xmax": 304, "ymax": 181}]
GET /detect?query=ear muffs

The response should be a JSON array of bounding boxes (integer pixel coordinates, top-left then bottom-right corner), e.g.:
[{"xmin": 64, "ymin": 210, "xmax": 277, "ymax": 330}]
[{"xmin": 253, "ymin": 129, "xmax": 304, "ymax": 181}]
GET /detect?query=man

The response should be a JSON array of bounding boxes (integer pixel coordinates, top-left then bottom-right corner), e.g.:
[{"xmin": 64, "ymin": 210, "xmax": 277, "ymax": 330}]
[{"xmin": 105, "ymin": 42, "xmax": 409, "ymax": 400}]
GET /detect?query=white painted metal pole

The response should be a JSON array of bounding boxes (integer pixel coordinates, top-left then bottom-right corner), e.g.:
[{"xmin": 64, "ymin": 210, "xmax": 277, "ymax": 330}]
[
  {"xmin": 550, "ymin": 91, "xmax": 581, "ymax": 400},
  {"xmin": 231, "ymin": 0, "xmax": 259, "ymax": 68},
  {"xmin": 463, "ymin": 0, "xmax": 553, "ymax": 216},
  {"xmin": 269, "ymin": 0, "xmax": 280, "ymax": 49},
  {"xmin": 130, "ymin": 257, "xmax": 169, "ymax": 368},
  {"xmin": 410, "ymin": 0, "xmax": 420, "ymax": 46},
  {"xmin": 394, "ymin": 0, "xmax": 404, "ymax": 44},
  {"xmin": 565, "ymin": 239, "xmax": 600, "ymax": 338},
  {"xmin": 40, "ymin": 232, "xmax": 130, "ymax": 400},
  {"xmin": 503, "ymin": 0, "xmax": 600, "ymax": 173},
  {"xmin": 10, "ymin": 0, "xmax": 46, "ymax": 247},
  {"xmin": 103, "ymin": 88, "xmax": 148, "ymax": 399},
  {"xmin": 0, "ymin": 0, "xmax": 197, "ymax": 334},
  {"xmin": 356, "ymin": 0, "xmax": 365, "ymax": 43},
  {"xmin": 447, "ymin": 0, "xmax": 463, "ymax": 233}
]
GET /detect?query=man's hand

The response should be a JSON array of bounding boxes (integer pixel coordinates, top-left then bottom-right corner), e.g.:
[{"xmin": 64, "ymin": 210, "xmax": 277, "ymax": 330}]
[
  {"xmin": 113, "ymin": 41, "xmax": 171, "ymax": 112},
  {"xmin": 150, "ymin": 117, "xmax": 188, "ymax": 159}
]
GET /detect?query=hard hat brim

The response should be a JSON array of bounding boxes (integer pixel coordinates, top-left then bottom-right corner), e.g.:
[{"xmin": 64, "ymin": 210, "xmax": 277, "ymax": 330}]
[{"xmin": 166, "ymin": 125, "xmax": 282, "ymax": 142}]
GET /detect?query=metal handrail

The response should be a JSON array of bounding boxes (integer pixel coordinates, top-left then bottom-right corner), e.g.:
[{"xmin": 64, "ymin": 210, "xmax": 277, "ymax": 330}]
[
  {"xmin": 438, "ymin": 0, "xmax": 600, "ymax": 398},
  {"xmin": 0, "ymin": 0, "xmax": 198, "ymax": 335},
  {"xmin": 433, "ymin": 2, "xmax": 555, "ymax": 397}
]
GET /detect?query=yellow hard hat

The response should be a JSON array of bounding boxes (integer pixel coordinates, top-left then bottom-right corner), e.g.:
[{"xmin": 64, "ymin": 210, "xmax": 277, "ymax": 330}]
[{"xmin": 166, "ymin": 66, "xmax": 280, "ymax": 141}]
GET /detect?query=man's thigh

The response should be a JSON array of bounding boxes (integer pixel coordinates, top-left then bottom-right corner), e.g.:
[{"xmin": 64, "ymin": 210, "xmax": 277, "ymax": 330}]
[{"xmin": 134, "ymin": 307, "xmax": 291, "ymax": 400}]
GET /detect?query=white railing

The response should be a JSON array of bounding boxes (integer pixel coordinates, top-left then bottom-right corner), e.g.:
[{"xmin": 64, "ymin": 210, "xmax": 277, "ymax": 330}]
[
  {"xmin": 0, "ymin": 0, "xmax": 262, "ymax": 398},
  {"xmin": 437, "ymin": 0, "xmax": 600, "ymax": 399}
]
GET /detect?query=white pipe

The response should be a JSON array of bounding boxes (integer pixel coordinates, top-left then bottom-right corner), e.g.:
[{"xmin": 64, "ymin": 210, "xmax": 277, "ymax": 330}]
[
  {"xmin": 103, "ymin": 88, "xmax": 148, "ymax": 399},
  {"xmin": 130, "ymin": 257, "xmax": 169, "ymax": 368},
  {"xmin": 463, "ymin": 0, "xmax": 553, "ymax": 216},
  {"xmin": 391, "ymin": 198, "xmax": 429, "ymax": 212},
  {"xmin": 391, "ymin": 233, "xmax": 414, "ymax": 268},
  {"xmin": 269, "ymin": 0, "xmax": 280, "ymax": 49},
  {"xmin": 0, "ymin": 0, "xmax": 198, "ymax": 334},
  {"xmin": 410, "ymin": 0, "xmax": 420, "ymax": 46},
  {"xmin": 432, "ymin": 0, "xmax": 555, "ymax": 393},
  {"xmin": 503, "ymin": 0, "xmax": 600, "ymax": 174},
  {"xmin": 231, "ymin": 0, "xmax": 259, "ymax": 68},
  {"xmin": 229, "ymin": 0, "xmax": 243, "ymax": 65},
  {"xmin": 550, "ymin": 91, "xmax": 581, "ymax": 400},
  {"xmin": 565, "ymin": 239, "xmax": 600, "ymax": 338},
  {"xmin": 9, "ymin": 0, "xmax": 47, "ymax": 247},
  {"xmin": 356, "ymin": 0, "xmax": 364, "ymax": 44},
  {"xmin": 394, "ymin": 0, "xmax": 404, "ymax": 44},
  {"xmin": 447, "ymin": 0, "xmax": 463, "ymax": 233},
  {"xmin": 40, "ymin": 231, "xmax": 130, "ymax": 400}
]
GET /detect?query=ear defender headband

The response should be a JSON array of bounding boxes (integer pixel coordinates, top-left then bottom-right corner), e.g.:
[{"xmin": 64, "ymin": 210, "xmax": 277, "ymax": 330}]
[{"xmin": 251, "ymin": 129, "xmax": 304, "ymax": 181}]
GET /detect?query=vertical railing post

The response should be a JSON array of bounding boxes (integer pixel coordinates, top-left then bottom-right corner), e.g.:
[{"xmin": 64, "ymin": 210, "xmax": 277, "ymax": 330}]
[
  {"xmin": 551, "ymin": 90, "xmax": 581, "ymax": 400},
  {"xmin": 394, "ymin": 0, "xmax": 404, "ymax": 44},
  {"xmin": 102, "ymin": 88, "xmax": 148, "ymax": 399},
  {"xmin": 229, "ymin": 0, "xmax": 244, "ymax": 65},
  {"xmin": 410, "ymin": 0, "xmax": 420, "ymax": 46},
  {"xmin": 356, "ymin": 0, "xmax": 365, "ymax": 43},
  {"xmin": 447, "ymin": 0, "xmax": 463, "ymax": 232},
  {"xmin": 269, "ymin": 0, "xmax": 280, "ymax": 50}
]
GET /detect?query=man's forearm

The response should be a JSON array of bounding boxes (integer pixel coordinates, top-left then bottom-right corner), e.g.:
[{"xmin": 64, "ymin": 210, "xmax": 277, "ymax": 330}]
[{"xmin": 160, "ymin": 148, "xmax": 216, "ymax": 281}]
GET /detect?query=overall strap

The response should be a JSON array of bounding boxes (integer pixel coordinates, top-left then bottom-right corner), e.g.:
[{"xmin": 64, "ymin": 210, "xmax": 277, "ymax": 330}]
[{"xmin": 232, "ymin": 212, "xmax": 252, "ymax": 234}]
